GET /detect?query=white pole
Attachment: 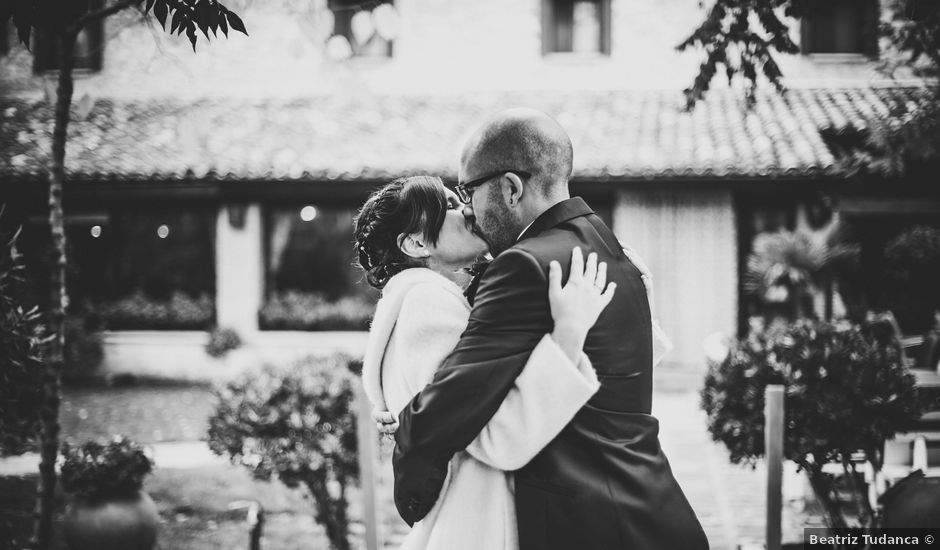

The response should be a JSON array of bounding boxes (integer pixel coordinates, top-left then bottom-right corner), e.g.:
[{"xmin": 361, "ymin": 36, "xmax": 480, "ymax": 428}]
[
  {"xmin": 765, "ymin": 384, "xmax": 785, "ymax": 550},
  {"xmin": 356, "ymin": 382, "xmax": 380, "ymax": 550}
]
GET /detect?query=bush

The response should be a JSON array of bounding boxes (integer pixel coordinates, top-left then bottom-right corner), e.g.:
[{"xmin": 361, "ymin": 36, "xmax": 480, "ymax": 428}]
[
  {"xmin": 883, "ymin": 226, "xmax": 940, "ymax": 333},
  {"xmin": 60, "ymin": 437, "xmax": 154, "ymax": 500},
  {"xmin": 205, "ymin": 326, "xmax": 242, "ymax": 358},
  {"xmin": 62, "ymin": 314, "xmax": 104, "ymax": 385},
  {"xmin": 0, "ymin": 226, "xmax": 47, "ymax": 457},
  {"xmin": 702, "ymin": 319, "xmax": 922, "ymax": 528},
  {"xmin": 259, "ymin": 291, "xmax": 374, "ymax": 331},
  {"xmin": 208, "ymin": 354, "xmax": 359, "ymax": 550},
  {"xmin": 97, "ymin": 291, "xmax": 214, "ymax": 330}
]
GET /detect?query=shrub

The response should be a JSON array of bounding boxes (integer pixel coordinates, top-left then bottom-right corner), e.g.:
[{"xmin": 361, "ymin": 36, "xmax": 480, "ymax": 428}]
[
  {"xmin": 208, "ymin": 354, "xmax": 359, "ymax": 550},
  {"xmin": 97, "ymin": 291, "xmax": 214, "ymax": 330},
  {"xmin": 0, "ymin": 226, "xmax": 47, "ymax": 457},
  {"xmin": 259, "ymin": 291, "xmax": 374, "ymax": 331},
  {"xmin": 205, "ymin": 326, "xmax": 242, "ymax": 358},
  {"xmin": 60, "ymin": 437, "xmax": 154, "ymax": 500},
  {"xmin": 883, "ymin": 226, "xmax": 940, "ymax": 333},
  {"xmin": 702, "ymin": 319, "xmax": 922, "ymax": 528}
]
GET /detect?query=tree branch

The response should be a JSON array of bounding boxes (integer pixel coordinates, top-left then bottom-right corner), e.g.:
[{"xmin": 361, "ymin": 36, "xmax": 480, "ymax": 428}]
[{"xmin": 71, "ymin": 0, "xmax": 143, "ymax": 34}]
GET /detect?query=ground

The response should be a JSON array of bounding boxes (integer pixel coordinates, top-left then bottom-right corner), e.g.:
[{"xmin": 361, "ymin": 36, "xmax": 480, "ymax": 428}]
[{"xmin": 0, "ymin": 373, "xmax": 824, "ymax": 550}]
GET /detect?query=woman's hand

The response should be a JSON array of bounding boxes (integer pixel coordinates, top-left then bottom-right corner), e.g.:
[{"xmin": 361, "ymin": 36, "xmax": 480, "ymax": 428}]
[
  {"xmin": 548, "ymin": 247, "xmax": 617, "ymax": 363},
  {"xmin": 372, "ymin": 409, "xmax": 398, "ymax": 437}
]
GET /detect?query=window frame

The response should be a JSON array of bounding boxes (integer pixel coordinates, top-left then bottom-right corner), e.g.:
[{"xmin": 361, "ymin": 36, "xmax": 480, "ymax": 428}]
[
  {"xmin": 32, "ymin": 2, "xmax": 105, "ymax": 74},
  {"xmin": 328, "ymin": 0, "xmax": 395, "ymax": 59},
  {"xmin": 542, "ymin": 0, "xmax": 612, "ymax": 56},
  {"xmin": 799, "ymin": 0, "xmax": 879, "ymax": 57}
]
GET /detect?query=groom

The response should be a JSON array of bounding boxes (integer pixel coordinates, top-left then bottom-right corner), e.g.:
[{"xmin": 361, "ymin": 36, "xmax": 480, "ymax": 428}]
[{"xmin": 392, "ymin": 108, "xmax": 709, "ymax": 549}]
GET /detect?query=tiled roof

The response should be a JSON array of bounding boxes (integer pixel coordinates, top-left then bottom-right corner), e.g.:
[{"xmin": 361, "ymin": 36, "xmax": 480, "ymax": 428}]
[{"xmin": 0, "ymin": 87, "xmax": 931, "ymax": 182}]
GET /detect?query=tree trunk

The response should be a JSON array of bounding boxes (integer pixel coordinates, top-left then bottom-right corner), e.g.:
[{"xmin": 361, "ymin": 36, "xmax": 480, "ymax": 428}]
[
  {"xmin": 305, "ymin": 477, "xmax": 351, "ymax": 550},
  {"xmin": 33, "ymin": 28, "xmax": 77, "ymax": 550},
  {"xmin": 803, "ymin": 463, "xmax": 848, "ymax": 531}
]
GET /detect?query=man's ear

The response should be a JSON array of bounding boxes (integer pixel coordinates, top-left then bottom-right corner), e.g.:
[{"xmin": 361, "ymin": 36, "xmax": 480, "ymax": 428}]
[
  {"xmin": 501, "ymin": 172, "xmax": 525, "ymax": 207},
  {"xmin": 399, "ymin": 233, "xmax": 430, "ymax": 259}
]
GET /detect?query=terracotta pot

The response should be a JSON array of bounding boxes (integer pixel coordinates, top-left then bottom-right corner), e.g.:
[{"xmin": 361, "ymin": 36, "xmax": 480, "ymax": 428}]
[{"xmin": 64, "ymin": 489, "xmax": 159, "ymax": 550}]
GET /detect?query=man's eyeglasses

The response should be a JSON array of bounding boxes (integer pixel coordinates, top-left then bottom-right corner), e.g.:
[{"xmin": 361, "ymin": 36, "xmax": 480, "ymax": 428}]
[{"xmin": 454, "ymin": 170, "xmax": 531, "ymax": 204}]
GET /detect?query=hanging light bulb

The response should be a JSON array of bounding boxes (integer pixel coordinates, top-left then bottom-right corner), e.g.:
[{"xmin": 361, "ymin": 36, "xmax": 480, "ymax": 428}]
[
  {"xmin": 326, "ymin": 35, "xmax": 353, "ymax": 60},
  {"xmin": 157, "ymin": 224, "xmax": 170, "ymax": 239},
  {"xmin": 373, "ymin": 3, "xmax": 401, "ymax": 41},
  {"xmin": 300, "ymin": 205, "xmax": 318, "ymax": 222},
  {"xmin": 350, "ymin": 10, "xmax": 375, "ymax": 45},
  {"xmin": 90, "ymin": 225, "xmax": 102, "ymax": 238}
]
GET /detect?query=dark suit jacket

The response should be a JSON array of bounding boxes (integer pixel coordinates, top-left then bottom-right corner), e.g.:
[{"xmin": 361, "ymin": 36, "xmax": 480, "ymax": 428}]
[{"xmin": 393, "ymin": 198, "xmax": 708, "ymax": 550}]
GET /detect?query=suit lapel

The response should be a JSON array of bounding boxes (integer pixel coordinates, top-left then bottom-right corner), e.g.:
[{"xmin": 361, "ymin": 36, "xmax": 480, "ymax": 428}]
[{"xmin": 517, "ymin": 197, "xmax": 594, "ymax": 243}]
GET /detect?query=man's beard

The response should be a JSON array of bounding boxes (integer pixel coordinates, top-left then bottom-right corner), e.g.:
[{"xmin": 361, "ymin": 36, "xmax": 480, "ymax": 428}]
[{"xmin": 476, "ymin": 197, "xmax": 519, "ymax": 257}]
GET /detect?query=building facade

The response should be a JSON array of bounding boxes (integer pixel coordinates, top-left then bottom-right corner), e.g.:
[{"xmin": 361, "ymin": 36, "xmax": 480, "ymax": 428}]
[{"xmin": 1, "ymin": 0, "xmax": 937, "ymax": 373}]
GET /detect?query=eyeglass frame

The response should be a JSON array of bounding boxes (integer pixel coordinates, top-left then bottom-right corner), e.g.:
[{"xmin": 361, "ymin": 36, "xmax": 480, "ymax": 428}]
[{"xmin": 454, "ymin": 170, "xmax": 532, "ymax": 204}]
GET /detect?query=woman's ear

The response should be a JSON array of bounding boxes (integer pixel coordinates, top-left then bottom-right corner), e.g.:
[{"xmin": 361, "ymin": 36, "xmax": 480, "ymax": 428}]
[
  {"xmin": 501, "ymin": 172, "xmax": 525, "ymax": 207},
  {"xmin": 399, "ymin": 233, "xmax": 431, "ymax": 259}
]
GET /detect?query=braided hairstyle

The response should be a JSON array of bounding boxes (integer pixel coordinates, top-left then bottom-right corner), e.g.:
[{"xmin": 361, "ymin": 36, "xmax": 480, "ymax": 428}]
[{"xmin": 354, "ymin": 176, "xmax": 449, "ymax": 289}]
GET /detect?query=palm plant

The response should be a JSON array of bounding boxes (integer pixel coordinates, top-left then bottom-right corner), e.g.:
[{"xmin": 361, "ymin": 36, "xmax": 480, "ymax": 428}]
[{"xmin": 745, "ymin": 228, "xmax": 860, "ymax": 320}]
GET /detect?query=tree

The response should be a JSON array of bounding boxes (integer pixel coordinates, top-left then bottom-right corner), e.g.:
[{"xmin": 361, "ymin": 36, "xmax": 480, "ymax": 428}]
[
  {"xmin": 1, "ymin": 2, "xmax": 247, "ymax": 547},
  {"xmin": 679, "ymin": 0, "xmax": 940, "ymax": 175}
]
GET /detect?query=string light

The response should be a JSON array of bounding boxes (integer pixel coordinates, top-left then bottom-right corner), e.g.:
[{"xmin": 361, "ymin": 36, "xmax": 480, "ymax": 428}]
[
  {"xmin": 157, "ymin": 224, "xmax": 170, "ymax": 239},
  {"xmin": 90, "ymin": 225, "xmax": 102, "ymax": 238}
]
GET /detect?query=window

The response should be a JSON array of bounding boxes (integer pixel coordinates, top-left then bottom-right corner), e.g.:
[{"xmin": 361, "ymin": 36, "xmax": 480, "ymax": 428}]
[
  {"xmin": 16, "ymin": 205, "xmax": 217, "ymax": 330},
  {"xmin": 33, "ymin": 18, "xmax": 104, "ymax": 72},
  {"xmin": 542, "ymin": 0, "xmax": 611, "ymax": 55},
  {"xmin": 262, "ymin": 204, "xmax": 378, "ymax": 331},
  {"xmin": 800, "ymin": 0, "xmax": 878, "ymax": 56},
  {"xmin": 329, "ymin": 0, "xmax": 395, "ymax": 58}
]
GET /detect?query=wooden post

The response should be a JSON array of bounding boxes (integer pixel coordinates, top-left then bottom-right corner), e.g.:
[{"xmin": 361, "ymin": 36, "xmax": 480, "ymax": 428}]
[
  {"xmin": 765, "ymin": 385, "xmax": 785, "ymax": 550},
  {"xmin": 356, "ymin": 383, "xmax": 381, "ymax": 550}
]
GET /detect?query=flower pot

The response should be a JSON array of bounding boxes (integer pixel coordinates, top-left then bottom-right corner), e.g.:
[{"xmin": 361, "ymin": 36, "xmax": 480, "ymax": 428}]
[{"xmin": 64, "ymin": 489, "xmax": 159, "ymax": 550}]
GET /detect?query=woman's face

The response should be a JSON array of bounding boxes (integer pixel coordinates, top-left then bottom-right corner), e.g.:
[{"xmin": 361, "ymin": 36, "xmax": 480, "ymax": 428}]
[{"xmin": 427, "ymin": 188, "xmax": 489, "ymax": 267}]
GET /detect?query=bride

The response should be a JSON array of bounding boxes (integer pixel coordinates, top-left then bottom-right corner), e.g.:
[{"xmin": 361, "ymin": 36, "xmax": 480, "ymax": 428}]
[{"xmin": 354, "ymin": 175, "xmax": 643, "ymax": 550}]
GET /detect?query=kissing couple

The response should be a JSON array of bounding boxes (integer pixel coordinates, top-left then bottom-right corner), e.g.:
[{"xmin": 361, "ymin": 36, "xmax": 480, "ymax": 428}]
[{"xmin": 355, "ymin": 109, "xmax": 709, "ymax": 550}]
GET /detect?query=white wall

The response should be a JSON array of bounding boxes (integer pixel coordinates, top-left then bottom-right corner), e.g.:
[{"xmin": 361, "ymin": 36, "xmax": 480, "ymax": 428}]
[{"xmin": 613, "ymin": 187, "xmax": 738, "ymax": 369}]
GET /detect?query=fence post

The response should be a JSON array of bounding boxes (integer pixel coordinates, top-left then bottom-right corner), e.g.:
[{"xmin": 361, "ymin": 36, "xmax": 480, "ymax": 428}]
[
  {"xmin": 765, "ymin": 384, "xmax": 785, "ymax": 550},
  {"xmin": 356, "ymin": 382, "xmax": 381, "ymax": 550}
]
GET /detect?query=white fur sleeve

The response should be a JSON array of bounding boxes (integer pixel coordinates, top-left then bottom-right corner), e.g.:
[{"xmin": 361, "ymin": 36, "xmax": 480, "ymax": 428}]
[{"xmin": 464, "ymin": 334, "xmax": 600, "ymax": 471}]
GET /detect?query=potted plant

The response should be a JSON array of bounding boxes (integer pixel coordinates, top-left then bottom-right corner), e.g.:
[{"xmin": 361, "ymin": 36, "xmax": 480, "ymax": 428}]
[
  {"xmin": 702, "ymin": 319, "xmax": 922, "ymax": 537},
  {"xmin": 60, "ymin": 436, "xmax": 158, "ymax": 550}
]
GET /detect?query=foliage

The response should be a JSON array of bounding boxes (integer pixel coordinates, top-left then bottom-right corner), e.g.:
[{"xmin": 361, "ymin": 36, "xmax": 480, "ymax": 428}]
[
  {"xmin": 62, "ymin": 314, "xmax": 104, "ymax": 385},
  {"xmin": 205, "ymin": 326, "xmax": 242, "ymax": 358},
  {"xmin": 60, "ymin": 436, "xmax": 154, "ymax": 500},
  {"xmin": 680, "ymin": 0, "xmax": 940, "ymax": 176},
  {"xmin": 702, "ymin": 318, "xmax": 921, "ymax": 527},
  {"xmin": 207, "ymin": 354, "xmax": 360, "ymax": 550},
  {"xmin": 745, "ymin": 229, "xmax": 859, "ymax": 320},
  {"xmin": 882, "ymin": 226, "xmax": 940, "ymax": 332},
  {"xmin": 98, "ymin": 291, "xmax": 214, "ymax": 330},
  {"xmin": 4, "ymin": 0, "xmax": 247, "ymax": 52},
  {"xmin": 677, "ymin": 0, "xmax": 798, "ymax": 107},
  {"xmin": 0, "ymin": 225, "xmax": 48, "ymax": 457},
  {"xmin": 259, "ymin": 291, "xmax": 375, "ymax": 331}
]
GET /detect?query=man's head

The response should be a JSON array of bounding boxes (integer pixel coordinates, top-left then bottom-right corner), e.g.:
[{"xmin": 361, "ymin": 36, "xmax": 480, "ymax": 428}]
[{"xmin": 458, "ymin": 108, "xmax": 573, "ymax": 255}]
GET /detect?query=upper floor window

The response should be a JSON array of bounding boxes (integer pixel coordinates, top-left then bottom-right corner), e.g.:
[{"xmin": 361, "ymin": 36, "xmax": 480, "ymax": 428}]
[
  {"xmin": 329, "ymin": 0, "xmax": 396, "ymax": 58},
  {"xmin": 800, "ymin": 0, "xmax": 878, "ymax": 56},
  {"xmin": 542, "ymin": 0, "xmax": 611, "ymax": 55},
  {"xmin": 33, "ymin": 19, "xmax": 104, "ymax": 72}
]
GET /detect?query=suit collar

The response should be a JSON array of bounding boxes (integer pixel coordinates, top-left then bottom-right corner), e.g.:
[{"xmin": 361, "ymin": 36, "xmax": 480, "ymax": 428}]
[{"xmin": 517, "ymin": 197, "xmax": 594, "ymax": 243}]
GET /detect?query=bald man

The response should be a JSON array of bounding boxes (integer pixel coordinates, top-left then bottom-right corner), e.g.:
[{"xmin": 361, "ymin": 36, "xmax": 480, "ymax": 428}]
[{"xmin": 393, "ymin": 109, "xmax": 708, "ymax": 550}]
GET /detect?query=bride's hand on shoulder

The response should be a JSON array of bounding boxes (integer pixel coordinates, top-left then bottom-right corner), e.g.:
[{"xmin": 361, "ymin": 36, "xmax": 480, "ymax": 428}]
[{"xmin": 548, "ymin": 247, "xmax": 616, "ymax": 362}]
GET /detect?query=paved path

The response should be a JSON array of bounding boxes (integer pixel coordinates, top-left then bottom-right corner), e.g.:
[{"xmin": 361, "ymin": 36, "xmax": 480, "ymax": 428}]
[{"xmin": 0, "ymin": 390, "xmax": 818, "ymax": 550}]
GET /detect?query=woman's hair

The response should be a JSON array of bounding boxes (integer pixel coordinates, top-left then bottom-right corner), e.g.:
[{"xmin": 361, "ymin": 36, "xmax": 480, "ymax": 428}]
[{"xmin": 354, "ymin": 175, "xmax": 449, "ymax": 289}]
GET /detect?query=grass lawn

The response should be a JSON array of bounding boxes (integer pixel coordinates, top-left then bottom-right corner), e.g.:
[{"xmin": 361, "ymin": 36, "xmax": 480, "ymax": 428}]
[{"xmin": 0, "ymin": 464, "xmax": 374, "ymax": 550}]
